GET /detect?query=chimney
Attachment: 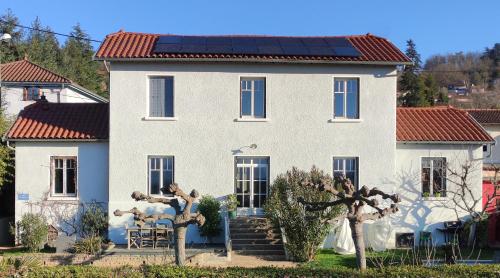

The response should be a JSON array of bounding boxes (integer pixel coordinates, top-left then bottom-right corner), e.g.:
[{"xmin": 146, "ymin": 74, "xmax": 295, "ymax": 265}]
[{"xmin": 37, "ymin": 94, "xmax": 48, "ymax": 103}]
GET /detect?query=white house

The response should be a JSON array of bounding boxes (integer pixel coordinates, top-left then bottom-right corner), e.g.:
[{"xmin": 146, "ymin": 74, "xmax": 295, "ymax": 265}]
[
  {"xmin": 0, "ymin": 58, "xmax": 107, "ymax": 117},
  {"xmin": 4, "ymin": 31, "xmax": 494, "ymax": 249}
]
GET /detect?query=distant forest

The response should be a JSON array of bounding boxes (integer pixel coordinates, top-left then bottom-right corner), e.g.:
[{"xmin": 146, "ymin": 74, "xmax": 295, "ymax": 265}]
[{"xmin": 0, "ymin": 9, "xmax": 108, "ymax": 98}]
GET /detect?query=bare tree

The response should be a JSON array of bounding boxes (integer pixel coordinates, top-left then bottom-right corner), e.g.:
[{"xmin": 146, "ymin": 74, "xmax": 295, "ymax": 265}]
[
  {"xmin": 444, "ymin": 160, "xmax": 499, "ymax": 246},
  {"xmin": 114, "ymin": 183, "xmax": 205, "ymax": 266},
  {"xmin": 299, "ymin": 176, "xmax": 400, "ymax": 271}
]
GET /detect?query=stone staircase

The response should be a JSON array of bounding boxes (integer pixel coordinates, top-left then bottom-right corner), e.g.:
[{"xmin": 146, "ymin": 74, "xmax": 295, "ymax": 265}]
[{"xmin": 230, "ymin": 216, "xmax": 285, "ymax": 257}]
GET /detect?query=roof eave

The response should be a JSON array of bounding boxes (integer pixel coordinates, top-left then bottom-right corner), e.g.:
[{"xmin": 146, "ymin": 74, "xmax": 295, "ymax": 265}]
[
  {"xmin": 5, "ymin": 138, "xmax": 109, "ymax": 143},
  {"xmin": 93, "ymin": 56, "xmax": 412, "ymax": 66},
  {"xmin": 397, "ymin": 140, "xmax": 494, "ymax": 145}
]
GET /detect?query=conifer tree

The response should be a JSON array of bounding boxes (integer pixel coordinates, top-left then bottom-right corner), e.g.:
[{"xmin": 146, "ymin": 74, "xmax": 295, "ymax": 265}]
[
  {"xmin": 0, "ymin": 9, "xmax": 24, "ymax": 62},
  {"xmin": 25, "ymin": 17, "xmax": 61, "ymax": 72}
]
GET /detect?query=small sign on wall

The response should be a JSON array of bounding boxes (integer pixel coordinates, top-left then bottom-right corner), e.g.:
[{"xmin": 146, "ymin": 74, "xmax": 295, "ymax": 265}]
[{"xmin": 17, "ymin": 193, "xmax": 29, "ymax": 201}]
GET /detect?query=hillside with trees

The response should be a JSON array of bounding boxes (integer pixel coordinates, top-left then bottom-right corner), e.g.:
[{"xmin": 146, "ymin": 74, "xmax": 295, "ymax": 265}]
[
  {"xmin": 0, "ymin": 9, "xmax": 108, "ymax": 98},
  {"xmin": 398, "ymin": 39, "xmax": 500, "ymax": 108}
]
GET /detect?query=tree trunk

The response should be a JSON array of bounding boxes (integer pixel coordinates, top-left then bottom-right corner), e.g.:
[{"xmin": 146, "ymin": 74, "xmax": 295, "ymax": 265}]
[
  {"xmin": 349, "ymin": 219, "xmax": 366, "ymax": 271},
  {"xmin": 174, "ymin": 226, "xmax": 187, "ymax": 266}
]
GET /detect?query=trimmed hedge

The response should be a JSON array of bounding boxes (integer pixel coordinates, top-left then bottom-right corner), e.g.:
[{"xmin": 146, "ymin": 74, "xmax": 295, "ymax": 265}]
[{"xmin": 3, "ymin": 264, "xmax": 500, "ymax": 278}]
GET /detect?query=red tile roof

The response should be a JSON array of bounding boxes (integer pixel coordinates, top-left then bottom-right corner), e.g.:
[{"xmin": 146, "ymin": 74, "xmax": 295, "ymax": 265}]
[
  {"xmin": 95, "ymin": 31, "xmax": 411, "ymax": 64},
  {"xmin": 465, "ymin": 109, "xmax": 500, "ymax": 124},
  {"xmin": 1, "ymin": 58, "xmax": 71, "ymax": 84},
  {"xmin": 397, "ymin": 106, "xmax": 493, "ymax": 143},
  {"xmin": 5, "ymin": 102, "xmax": 109, "ymax": 140}
]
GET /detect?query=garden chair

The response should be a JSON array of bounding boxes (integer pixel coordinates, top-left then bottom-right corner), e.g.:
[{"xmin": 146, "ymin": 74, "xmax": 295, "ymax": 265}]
[{"xmin": 419, "ymin": 231, "xmax": 432, "ymax": 247}]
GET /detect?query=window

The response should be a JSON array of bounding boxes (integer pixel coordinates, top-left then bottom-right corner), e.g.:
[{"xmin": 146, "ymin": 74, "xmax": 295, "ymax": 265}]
[
  {"xmin": 240, "ymin": 78, "xmax": 265, "ymax": 118},
  {"xmin": 149, "ymin": 76, "xmax": 174, "ymax": 117},
  {"xmin": 51, "ymin": 157, "xmax": 77, "ymax": 197},
  {"xmin": 148, "ymin": 156, "xmax": 174, "ymax": 195},
  {"xmin": 333, "ymin": 157, "xmax": 358, "ymax": 188},
  {"xmin": 421, "ymin": 157, "xmax": 446, "ymax": 197},
  {"xmin": 334, "ymin": 78, "xmax": 359, "ymax": 119},
  {"xmin": 235, "ymin": 157, "xmax": 269, "ymax": 208},
  {"xmin": 23, "ymin": 87, "xmax": 40, "ymax": 101}
]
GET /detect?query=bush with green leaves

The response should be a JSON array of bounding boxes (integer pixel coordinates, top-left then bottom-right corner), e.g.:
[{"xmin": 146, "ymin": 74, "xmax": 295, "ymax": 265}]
[
  {"xmin": 264, "ymin": 166, "xmax": 344, "ymax": 262},
  {"xmin": 197, "ymin": 195, "xmax": 221, "ymax": 240},
  {"xmin": 12, "ymin": 213, "xmax": 48, "ymax": 252},
  {"xmin": 79, "ymin": 201, "xmax": 108, "ymax": 238}
]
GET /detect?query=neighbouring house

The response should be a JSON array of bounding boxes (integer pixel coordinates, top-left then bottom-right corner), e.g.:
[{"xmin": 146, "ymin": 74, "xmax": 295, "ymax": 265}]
[
  {"xmin": 0, "ymin": 57, "xmax": 108, "ymax": 117},
  {"xmin": 4, "ymin": 101, "xmax": 109, "ymax": 238},
  {"xmin": 4, "ymin": 31, "xmax": 495, "ymax": 249}
]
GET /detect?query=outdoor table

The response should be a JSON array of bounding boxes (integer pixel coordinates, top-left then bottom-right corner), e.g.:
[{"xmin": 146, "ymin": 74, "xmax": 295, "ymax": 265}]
[{"xmin": 126, "ymin": 227, "xmax": 174, "ymax": 249}]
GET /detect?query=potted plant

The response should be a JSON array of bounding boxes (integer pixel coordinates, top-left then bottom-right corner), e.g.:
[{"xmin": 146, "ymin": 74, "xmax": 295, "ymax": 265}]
[
  {"xmin": 225, "ymin": 194, "xmax": 238, "ymax": 219},
  {"xmin": 422, "ymin": 192, "xmax": 430, "ymax": 198},
  {"xmin": 434, "ymin": 192, "xmax": 442, "ymax": 198}
]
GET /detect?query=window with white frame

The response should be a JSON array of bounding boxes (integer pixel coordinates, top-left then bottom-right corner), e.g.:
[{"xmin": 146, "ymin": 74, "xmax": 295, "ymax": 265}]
[
  {"xmin": 333, "ymin": 157, "xmax": 358, "ymax": 188},
  {"xmin": 235, "ymin": 157, "xmax": 269, "ymax": 208},
  {"xmin": 240, "ymin": 78, "xmax": 266, "ymax": 118},
  {"xmin": 421, "ymin": 157, "xmax": 446, "ymax": 197},
  {"xmin": 333, "ymin": 78, "xmax": 359, "ymax": 119},
  {"xmin": 149, "ymin": 76, "xmax": 174, "ymax": 117},
  {"xmin": 51, "ymin": 156, "xmax": 77, "ymax": 197},
  {"xmin": 148, "ymin": 156, "xmax": 174, "ymax": 195}
]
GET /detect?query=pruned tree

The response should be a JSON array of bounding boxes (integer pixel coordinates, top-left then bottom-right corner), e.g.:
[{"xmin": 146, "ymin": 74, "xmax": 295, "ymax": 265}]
[
  {"xmin": 299, "ymin": 176, "xmax": 400, "ymax": 271},
  {"xmin": 114, "ymin": 183, "xmax": 205, "ymax": 266},
  {"xmin": 444, "ymin": 160, "xmax": 499, "ymax": 247}
]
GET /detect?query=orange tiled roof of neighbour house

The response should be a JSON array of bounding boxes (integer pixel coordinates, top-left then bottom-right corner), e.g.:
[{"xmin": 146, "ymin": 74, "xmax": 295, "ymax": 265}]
[
  {"xmin": 1, "ymin": 58, "xmax": 71, "ymax": 84},
  {"xmin": 95, "ymin": 31, "xmax": 411, "ymax": 64},
  {"xmin": 396, "ymin": 106, "xmax": 494, "ymax": 143},
  {"xmin": 466, "ymin": 109, "xmax": 500, "ymax": 124},
  {"xmin": 5, "ymin": 102, "xmax": 109, "ymax": 140}
]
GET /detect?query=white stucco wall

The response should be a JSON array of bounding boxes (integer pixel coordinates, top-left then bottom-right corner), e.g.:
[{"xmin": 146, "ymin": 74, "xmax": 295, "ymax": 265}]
[
  {"xmin": 107, "ymin": 61, "xmax": 398, "ymax": 244},
  {"xmin": 2, "ymin": 86, "xmax": 97, "ymax": 117},
  {"xmin": 14, "ymin": 142, "xmax": 109, "ymax": 235},
  {"xmin": 393, "ymin": 143, "xmax": 483, "ymax": 246},
  {"xmin": 483, "ymin": 124, "xmax": 500, "ymax": 164}
]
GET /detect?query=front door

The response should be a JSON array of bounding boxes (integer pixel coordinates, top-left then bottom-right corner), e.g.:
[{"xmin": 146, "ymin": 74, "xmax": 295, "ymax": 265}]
[{"xmin": 235, "ymin": 157, "xmax": 269, "ymax": 215}]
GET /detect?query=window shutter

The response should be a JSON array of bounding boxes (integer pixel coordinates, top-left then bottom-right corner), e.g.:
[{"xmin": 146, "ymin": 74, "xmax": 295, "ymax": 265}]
[
  {"xmin": 149, "ymin": 78, "xmax": 166, "ymax": 117},
  {"xmin": 23, "ymin": 87, "xmax": 28, "ymax": 101}
]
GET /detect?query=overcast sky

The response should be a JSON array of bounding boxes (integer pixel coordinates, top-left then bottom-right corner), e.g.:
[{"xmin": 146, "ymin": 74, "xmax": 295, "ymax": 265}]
[{"xmin": 1, "ymin": 0, "xmax": 499, "ymax": 61}]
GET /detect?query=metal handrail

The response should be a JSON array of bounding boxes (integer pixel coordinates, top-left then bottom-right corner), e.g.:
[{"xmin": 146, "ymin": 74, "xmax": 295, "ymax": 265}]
[{"xmin": 224, "ymin": 210, "xmax": 232, "ymax": 259}]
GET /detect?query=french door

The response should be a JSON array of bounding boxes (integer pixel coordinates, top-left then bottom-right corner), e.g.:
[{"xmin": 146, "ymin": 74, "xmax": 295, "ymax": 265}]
[{"xmin": 235, "ymin": 157, "xmax": 269, "ymax": 215}]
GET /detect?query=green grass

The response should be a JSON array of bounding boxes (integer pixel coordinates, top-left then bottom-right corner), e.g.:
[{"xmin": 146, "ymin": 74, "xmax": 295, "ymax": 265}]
[
  {"xmin": 304, "ymin": 247, "xmax": 497, "ymax": 269},
  {"xmin": 0, "ymin": 247, "xmax": 55, "ymax": 256}
]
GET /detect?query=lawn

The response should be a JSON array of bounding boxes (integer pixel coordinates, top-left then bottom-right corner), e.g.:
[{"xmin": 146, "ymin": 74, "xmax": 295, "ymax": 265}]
[{"xmin": 304, "ymin": 247, "xmax": 496, "ymax": 269}]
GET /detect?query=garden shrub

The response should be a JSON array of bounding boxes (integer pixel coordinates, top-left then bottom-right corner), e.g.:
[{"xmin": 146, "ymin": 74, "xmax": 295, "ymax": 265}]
[
  {"xmin": 264, "ymin": 166, "xmax": 344, "ymax": 262},
  {"xmin": 79, "ymin": 201, "xmax": 108, "ymax": 238},
  {"xmin": 12, "ymin": 213, "xmax": 48, "ymax": 252},
  {"xmin": 73, "ymin": 236, "xmax": 102, "ymax": 255},
  {"xmin": 196, "ymin": 195, "xmax": 221, "ymax": 241},
  {"xmin": 3, "ymin": 264, "xmax": 499, "ymax": 278}
]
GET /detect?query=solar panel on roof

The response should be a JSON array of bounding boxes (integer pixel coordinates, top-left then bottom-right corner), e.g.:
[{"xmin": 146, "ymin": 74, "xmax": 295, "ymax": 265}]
[{"xmin": 152, "ymin": 35, "xmax": 361, "ymax": 58}]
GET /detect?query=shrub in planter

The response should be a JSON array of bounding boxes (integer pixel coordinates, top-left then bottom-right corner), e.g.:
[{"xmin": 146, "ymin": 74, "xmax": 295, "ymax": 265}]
[
  {"xmin": 197, "ymin": 195, "xmax": 221, "ymax": 241},
  {"xmin": 264, "ymin": 166, "xmax": 343, "ymax": 262},
  {"xmin": 225, "ymin": 194, "xmax": 238, "ymax": 219},
  {"xmin": 11, "ymin": 213, "xmax": 48, "ymax": 252}
]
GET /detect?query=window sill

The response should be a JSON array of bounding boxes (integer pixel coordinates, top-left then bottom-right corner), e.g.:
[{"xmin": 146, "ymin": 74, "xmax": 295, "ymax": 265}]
[
  {"xmin": 46, "ymin": 196, "xmax": 79, "ymax": 201},
  {"xmin": 328, "ymin": 118, "xmax": 363, "ymax": 123},
  {"xmin": 234, "ymin": 118, "xmax": 270, "ymax": 122},
  {"xmin": 142, "ymin": 117, "xmax": 178, "ymax": 121},
  {"xmin": 421, "ymin": 196, "xmax": 446, "ymax": 201}
]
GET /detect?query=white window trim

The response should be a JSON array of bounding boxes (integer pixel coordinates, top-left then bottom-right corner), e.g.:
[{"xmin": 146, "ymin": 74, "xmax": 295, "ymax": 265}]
[
  {"xmin": 49, "ymin": 156, "xmax": 78, "ymax": 199},
  {"xmin": 146, "ymin": 75, "xmax": 176, "ymax": 119},
  {"xmin": 420, "ymin": 157, "xmax": 447, "ymax": 199},
  {"xmin": 234, "ymin": 156, "xmax": 270, "ymax": 209},
  {"xmin": 239, "ymin": 77, "xmax": 267, "ymax": 119},
  {"xmin": 332, "ymin": 77, "xmax": 360, "ymax": 120},
  {"xmin": 147, "ymin": 155, "xmax": 174, "ymax": 196},
  {"xmin": 333, "ymin": 156, "xmax": 359, "ymax": 187}
]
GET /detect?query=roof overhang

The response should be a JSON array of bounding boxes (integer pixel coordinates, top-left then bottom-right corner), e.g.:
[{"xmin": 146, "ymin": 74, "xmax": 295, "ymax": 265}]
[
  {"xmin": 397, "ymin": 140, "xmax": 495, "ymax": 145},
  {"xmin": 5, "ymin": 138, "xmax": 108, "ymax": 143},
  {"xmin": 94, "ymin": 56, "xmax": 412, "ymax": 66}
]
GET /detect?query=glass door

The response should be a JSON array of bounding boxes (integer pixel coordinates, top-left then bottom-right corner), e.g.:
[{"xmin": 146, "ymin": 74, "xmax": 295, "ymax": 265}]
[{"xmin": 235, "ymin": 157, "xmax": 269, "ymax": 215}]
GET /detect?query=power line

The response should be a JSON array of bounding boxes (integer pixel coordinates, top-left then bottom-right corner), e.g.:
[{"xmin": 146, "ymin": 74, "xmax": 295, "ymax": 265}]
[{"xmin": 0, "ymin": 19, "xmax": 102, "ymax": 43}]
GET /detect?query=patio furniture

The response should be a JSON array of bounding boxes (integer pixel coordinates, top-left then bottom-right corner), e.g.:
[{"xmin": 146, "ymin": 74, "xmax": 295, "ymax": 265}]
[{"xmin": 126, "ymin": 226, "xmax": 174, "ymax": 249}]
